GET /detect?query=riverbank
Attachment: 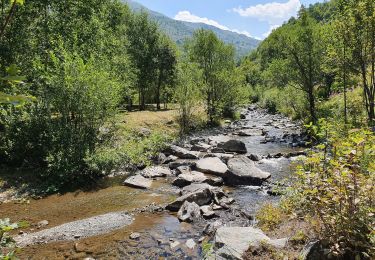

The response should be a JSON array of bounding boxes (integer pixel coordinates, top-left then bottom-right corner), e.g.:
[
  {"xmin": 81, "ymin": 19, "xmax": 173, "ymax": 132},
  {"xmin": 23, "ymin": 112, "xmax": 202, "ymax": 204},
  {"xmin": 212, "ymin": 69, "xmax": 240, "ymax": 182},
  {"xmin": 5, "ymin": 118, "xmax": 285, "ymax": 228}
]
[{"xmin": 1, "ymin": 105, "xmax": 310, "ymax": 259}]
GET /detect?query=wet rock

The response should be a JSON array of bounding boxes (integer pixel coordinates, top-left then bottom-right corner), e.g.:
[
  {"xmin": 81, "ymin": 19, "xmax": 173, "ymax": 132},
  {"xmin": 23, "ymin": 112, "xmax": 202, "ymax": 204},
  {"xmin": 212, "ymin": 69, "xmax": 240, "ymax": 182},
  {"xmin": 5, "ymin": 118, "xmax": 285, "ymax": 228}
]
[
  {"xmin": 170, "ymin": 240, "xmax": 180, "ymax": 250},
  {"xmin": 211, "ymin": 147, "xmax": 226, "ymax": 153},
  {"xmin": 164, "ymin": 155, "xmax": 178, "ymax": 164},
  {"xmin": 177, "ymin": 201, "xmax": 201, "ymax": 222},
  {"xmin": 168, "ymin": 160, "xmax": 197, "ymax": 170},
  {"xmin": 155, "ymin": 153, "xmax": 167, "ymax": 164},
  {"xmin": 181, "ymin": 183, "xmax": 214, "ymax": 195},
  {"xmin": 191, "ymin": 142, "xmax": 211, "ymax": 152},
  {"xmin": 164, "ymin": 145, "xmax": 200, "ymax": 159},
  {"xmin": 203, "ymin": 220, "xmax": 223, "ymax": 235},
  {"xmin": 226, "ymin": 156, "xmax": 271, "ymax": 186},
  {"xmin": 123, "ymin": 175, "xmax": 152, "ymax": 189},
  {"xmin": 175, "ymin": 166, "xmax": 191, "ymax": 175},
  {"xmin": 129, "ymin": 232, "xmax": 141, "ymax": 240},
  {"xmin": 299, "ymin": 240, "xmax": 323, "ymax": 260},
  {"xmin": 140, "ymin": 166, "xmax": 172, "ymax": 178},
  {"xmin": 166, "ymin": 186, "xmax": 212, "ymax": 211},
  {"xmin": 214, "ymin": 227, "xmax": 287, "ymax": 260},
  {"xmin": 172, "ymin": 171, "xmax": 207, "ymax": 188},
  {"xmin": 200, "ymin": 205, "xmax": 216, "ymax": 219},
  {"xmin": 217, "ymin": 140, "xmax": 247, "ymax": 154},
  {"xmin": 205, "ymin": 153, "xmax": 234, "ymax": 163},
  {"xmin": 248, "ymin": 153, "xmax": 261, "ymax": 161},
  {"xmin": 204, "ymin": 177, "xmax": 224, "ymax": 187},
  {"xmin": 285, "ymin": 150, "xmax": 307, "ymax": 158},
  {"xmin": 237, "ymin": 129, "xmax": 263, "ymax": 136},
  {"xmin": 195, "ymin": 157, "xmax": 228, "ymax": 176},
  {"xmin": 186, "ymin": 239, "xmax": 196, "ymax": 249}
]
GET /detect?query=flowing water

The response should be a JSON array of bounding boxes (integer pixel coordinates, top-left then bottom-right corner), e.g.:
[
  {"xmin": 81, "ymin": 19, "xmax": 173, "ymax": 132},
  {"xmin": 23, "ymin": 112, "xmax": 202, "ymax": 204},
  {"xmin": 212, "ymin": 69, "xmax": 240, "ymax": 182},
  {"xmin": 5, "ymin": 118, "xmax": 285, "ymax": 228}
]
[{"xmin": 0, "ymin": 107, "xmax": 305, "ymax": 259}]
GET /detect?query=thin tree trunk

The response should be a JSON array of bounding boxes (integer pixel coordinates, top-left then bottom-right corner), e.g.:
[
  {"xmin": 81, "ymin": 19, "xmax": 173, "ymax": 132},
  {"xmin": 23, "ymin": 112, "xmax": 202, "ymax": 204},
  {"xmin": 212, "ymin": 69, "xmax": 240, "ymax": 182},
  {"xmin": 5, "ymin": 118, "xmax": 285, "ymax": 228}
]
[
  {"xmin": 343, "ymin": 45, "xmax": 348, "ymax": 125},
  {"xmin": 0, "ymin": 0, "xmax": 16, "ymax": 39},
  {"xmin": 156, "ymin": 72, "xmax": 162, "ymax": 110},
  {"xmin": 308, "ymin": 86, "xmax": 317, "ymax": 124}
]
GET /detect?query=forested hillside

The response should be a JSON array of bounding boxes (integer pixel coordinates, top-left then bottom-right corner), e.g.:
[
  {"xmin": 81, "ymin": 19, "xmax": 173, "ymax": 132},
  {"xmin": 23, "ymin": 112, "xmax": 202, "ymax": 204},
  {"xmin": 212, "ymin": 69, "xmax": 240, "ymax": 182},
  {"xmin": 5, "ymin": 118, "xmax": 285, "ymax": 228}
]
[{"xmin": 123, "ymin": 0, "xmax": 260, "ymax": 58}]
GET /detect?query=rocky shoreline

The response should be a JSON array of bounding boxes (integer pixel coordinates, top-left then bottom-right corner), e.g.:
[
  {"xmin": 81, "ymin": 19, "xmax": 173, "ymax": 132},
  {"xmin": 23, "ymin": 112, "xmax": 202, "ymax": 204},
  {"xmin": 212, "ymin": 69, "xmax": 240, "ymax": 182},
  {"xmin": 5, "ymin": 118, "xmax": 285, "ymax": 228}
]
[{"xmin": 14, "ymin": 105, "xmax": 310, "ymax": 259}]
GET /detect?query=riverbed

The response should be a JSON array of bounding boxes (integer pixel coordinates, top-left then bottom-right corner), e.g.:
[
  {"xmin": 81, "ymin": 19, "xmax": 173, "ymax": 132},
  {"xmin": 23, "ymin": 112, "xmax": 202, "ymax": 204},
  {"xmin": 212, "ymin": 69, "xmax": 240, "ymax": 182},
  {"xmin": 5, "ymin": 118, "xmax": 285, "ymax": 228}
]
[{"xmin": 1, "ymin": 105, "xmax": 306, "ymax": 259}]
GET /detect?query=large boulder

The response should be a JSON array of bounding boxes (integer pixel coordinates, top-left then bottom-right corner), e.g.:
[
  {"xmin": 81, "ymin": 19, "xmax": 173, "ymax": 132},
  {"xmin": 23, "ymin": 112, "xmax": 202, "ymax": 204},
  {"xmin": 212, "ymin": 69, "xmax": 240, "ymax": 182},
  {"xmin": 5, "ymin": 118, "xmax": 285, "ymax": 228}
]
[
  {"xmin": 217, "ymin": 140, "xmax": 247, "ymax": 154},
  {"xmin": 168, "ymin": 160, "xmax": 197, "ymax": 170},
  {"xmin": 177, "ymin": 201, "xmax": 201, "ymax": 222},
  {"xmin": 166, "ymin": 186, "xmax": 212, "ymax": 212},
  {"xmin": 214, "ymin": 227, "xmax": 287, "ymax": 260},
  {"xmin": 226, "ymin": 156, "xmax": 271, "ymax": 186},
  {"xmin": 164, "ymin": 145, "xmax": 200, "ymax": 159},
  {"xmin": 195, "ymin": 157, "xmax": 228, "ymax": 176},
  {"xmin": 140, "ymin": 166, "xmax": 172, "ymax": 178},
  {"xmin": 123, "ymin": 175, "xmax": 152, "ymax": 189},
  {"xmin": 172, "ymin": 171, "xmax": 208, "ymax": 188}
]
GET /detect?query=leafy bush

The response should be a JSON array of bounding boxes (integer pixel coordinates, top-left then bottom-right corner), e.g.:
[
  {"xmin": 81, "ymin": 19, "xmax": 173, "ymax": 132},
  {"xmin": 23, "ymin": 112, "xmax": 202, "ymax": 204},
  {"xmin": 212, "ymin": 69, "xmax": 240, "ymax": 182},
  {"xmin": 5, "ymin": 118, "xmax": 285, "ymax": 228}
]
[
  {"xmin": 290, "ymin": 124, "xmax": 375, "ymax": 258},
  {"xmin": 256, "ymin": 202, "xmax": 283, "ymax": 231},
  {"xmin": 0, "ymin": 219, "xmax": 27, "ymax": 259}
]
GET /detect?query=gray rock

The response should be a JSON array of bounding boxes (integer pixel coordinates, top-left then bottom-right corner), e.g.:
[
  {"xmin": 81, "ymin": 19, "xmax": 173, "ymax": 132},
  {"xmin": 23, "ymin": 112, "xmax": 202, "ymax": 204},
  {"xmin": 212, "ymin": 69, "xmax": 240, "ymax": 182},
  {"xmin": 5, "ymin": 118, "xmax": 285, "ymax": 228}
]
[
  {"xmin": 129, "ymin": 232, "xmax": 141, "ymax": 240},
  {"xmin": 237, "ymin": 129, "xmax": 263, "ymax": 136},
  {"xmin": 200, "ymin": 205, "xmax": 216, "ymax": 219},
  {"xmin": 37, "ymin": 220, "xmax": 49, "ymax": 228},
  {"xmin": 186, "ymin": 238, "xmax": 196, "ymax": 250},
  {"xmin": 164, "ymin": 155, "xmax": 178, "ymax": 164},
  {"xmin": 206, "ymin": 153, "xmax": 234, "ymax": 163},
  {"xmin": 172, "ymin": 171, "xmax": 208, "ymax": 188},
  {"xmin": 217, "ymin": 140, "xmax": 247, "ymax": 154},
  {"xmin": 214, "ymin": 227, "xmax": 287, "ymax": 260},
  {"xmin": 204, "ymin": 176, "xmax": 224, "ymax": 187},
  {"xmin": 191, "ymin": 142, "xmax": 211, "ymax": 152},
  {"xmin": 123, "ymin": 175, "xmax": 152, "ymax": 189},
  {"xmin": 177, "ymin": 201, "xmax": 201, "ymax": 222},
  {"xmin": 165, "ymin": 145, "xmax": 200, "ymax": 159},
  {"xmin": 175, "ymin": 166, "xmax": 191, "ymax": 175},
  {"xmin": 203, "ymin": 220, "xmax": 223, "ymax": 235},
  {"xmin": 248, "ymin": 154, "xmax": 261, "ymax": 161},
  {"xmin": 226, "ymin": 157, "xmax": 271, "ymax": 186},
  {"xmin": 169, "ymin": 160, "xmax": 197, "ymax": 170},
  {"xmin": 181, "ymin": 183, "xmax": 215, "ymax": 195},
  {"xmin": 170, "ymin": 240, "xmax": 180, "ymax": 250},
  {"xmin": 196, "ymin": 157, "xmax": 228, "ymax": 176},
  {"xmin": 166, "ymin": 186, "xmax": 212, "ymax": 212},
  {"xmin": 140, "ymin": 166, "xmax": 172, "ymax": 178},
  {"xmin": 139, "ymin": 127, "xmax": 151, "ymax": 137}
]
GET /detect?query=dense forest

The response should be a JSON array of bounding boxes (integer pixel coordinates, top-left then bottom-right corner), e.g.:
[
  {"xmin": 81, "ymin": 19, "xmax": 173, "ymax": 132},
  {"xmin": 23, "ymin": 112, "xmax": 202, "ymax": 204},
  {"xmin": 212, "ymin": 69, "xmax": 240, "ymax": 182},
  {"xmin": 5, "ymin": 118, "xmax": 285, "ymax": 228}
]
[{"xmin": 0, "ymin": 0, "xmax": 374, "ymax": 259}]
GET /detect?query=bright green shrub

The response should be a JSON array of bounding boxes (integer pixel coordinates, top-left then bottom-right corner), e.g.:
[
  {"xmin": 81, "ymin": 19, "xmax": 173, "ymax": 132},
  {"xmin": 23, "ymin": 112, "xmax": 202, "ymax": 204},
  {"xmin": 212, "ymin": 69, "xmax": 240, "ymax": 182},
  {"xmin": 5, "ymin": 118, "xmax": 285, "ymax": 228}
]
[{"xmin": 291, "ymin": 124, "xmax": 375, "ymax": 258}]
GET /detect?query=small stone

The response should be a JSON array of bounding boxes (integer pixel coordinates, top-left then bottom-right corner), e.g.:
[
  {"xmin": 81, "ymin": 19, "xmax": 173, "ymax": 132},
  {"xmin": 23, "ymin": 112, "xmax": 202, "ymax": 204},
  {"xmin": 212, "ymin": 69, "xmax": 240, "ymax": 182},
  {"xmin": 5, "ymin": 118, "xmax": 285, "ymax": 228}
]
[
  {"xmin": 198, "ymin": 236, "xmax": 205, "ymax": 243},
  {"xmin": 129, "ymin": 232, "xmax": 141, "ymax": 240},
  {"xmin": 185, "ymin": 239, "xmax": 196, "ymax": 250},
  {"xmin": 170, "ymin": 240, "xmax": 180, "ymax": 249},
  {"xmin": 37, "ymin": 220, "xmax": 49, "ymax": 228}
]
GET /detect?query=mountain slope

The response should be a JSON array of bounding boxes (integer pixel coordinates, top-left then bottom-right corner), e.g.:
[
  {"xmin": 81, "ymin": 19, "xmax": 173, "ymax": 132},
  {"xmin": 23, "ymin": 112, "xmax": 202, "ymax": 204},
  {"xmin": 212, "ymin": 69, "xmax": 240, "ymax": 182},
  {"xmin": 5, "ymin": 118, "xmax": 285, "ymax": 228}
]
[{"xmin": 123, "ymin": 0, "xmax": 260, "ymax": 58}]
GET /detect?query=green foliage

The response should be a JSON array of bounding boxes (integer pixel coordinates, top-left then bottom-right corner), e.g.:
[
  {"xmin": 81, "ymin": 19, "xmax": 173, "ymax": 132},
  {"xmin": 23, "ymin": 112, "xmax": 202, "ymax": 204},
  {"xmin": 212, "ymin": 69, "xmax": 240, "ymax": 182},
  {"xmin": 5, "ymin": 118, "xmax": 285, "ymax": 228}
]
[
  {"xmin": 174, "ymin": 61, "xmax": 203, "ymax": 134},
  {"xmin": 290, "ymin": 124, "xmax": 375, "ymax": 258},
  {"xmin": 256, "ymin": 202, "xmax": 283, "ymax": 231},
  {"xmin": 186, "ymin": 29, "xmax": 243, "ymax": 123},
  {"xmin": 0, "ymin": 219, "xmax": 28, "ymax": 259}
]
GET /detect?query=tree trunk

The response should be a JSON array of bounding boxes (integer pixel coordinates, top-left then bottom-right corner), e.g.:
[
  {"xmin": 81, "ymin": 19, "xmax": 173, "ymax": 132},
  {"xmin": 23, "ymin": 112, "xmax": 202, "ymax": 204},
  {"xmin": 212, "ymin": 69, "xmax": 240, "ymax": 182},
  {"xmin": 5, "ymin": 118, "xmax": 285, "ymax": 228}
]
[
  {"xmin": 343, "ymin": 45, "xmax": 348, "ymax": 124},
  {"xmin": 308, "ymin": 86, "xmax": 317, "ymax": 124},
  {"xmin": 156, "ymin": 73, "xmax": 162, "ymax": 110}
]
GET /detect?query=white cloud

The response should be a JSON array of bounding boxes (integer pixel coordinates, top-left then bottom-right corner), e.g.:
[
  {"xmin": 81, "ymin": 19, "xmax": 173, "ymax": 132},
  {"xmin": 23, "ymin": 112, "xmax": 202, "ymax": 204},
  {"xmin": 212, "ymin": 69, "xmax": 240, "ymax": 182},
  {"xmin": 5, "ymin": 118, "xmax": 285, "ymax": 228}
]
[
  {"xmin": 175, "ymin": 11, "xmax": 230, "ymax": 31},
  {"xmin": 262, "ymin": 24, "xmax": 281, "ymax": 38},
  {"xmin": 233, "ymin": 0, "xmax": 301, "ymax": 25},
  {"xmin": 174, "ymin": 11, "xmax": 257, "ymax": 39}
]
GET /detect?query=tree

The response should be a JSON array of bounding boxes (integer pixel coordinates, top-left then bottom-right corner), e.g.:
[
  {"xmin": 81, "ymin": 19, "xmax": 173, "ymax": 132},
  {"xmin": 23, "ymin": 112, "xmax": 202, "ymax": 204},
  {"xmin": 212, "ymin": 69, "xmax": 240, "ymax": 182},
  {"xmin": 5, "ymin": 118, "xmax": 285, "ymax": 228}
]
[
  {"xmin": 126, "ymin": 11, "xmax": 159, "ymax": 110},
  {"xmin": 345, "ymin": 0, "xmax": 375, "ymax": 126},
  {"xmin": 187, "ymin": 29, "xmax": 236, "ymax": 123},
  {"xmin": 277, "ymin": 8, "xmax": 324, "ymax": 123},
  {"xmin": 175, "ymin": 61, "xmax": 202, "ymax": 133},
  {"xmin": 155, "ymin": 34, "xmax": 177, "ymax": 110}
]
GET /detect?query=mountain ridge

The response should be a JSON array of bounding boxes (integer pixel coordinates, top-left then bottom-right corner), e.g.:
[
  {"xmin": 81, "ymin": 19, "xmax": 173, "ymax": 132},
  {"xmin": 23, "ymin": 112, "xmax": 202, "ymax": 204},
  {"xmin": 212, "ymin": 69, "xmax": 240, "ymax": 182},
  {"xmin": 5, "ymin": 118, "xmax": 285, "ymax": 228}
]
[{"xmin": 122, "ymin": 0, "xmax": 260, "ymax": 58}]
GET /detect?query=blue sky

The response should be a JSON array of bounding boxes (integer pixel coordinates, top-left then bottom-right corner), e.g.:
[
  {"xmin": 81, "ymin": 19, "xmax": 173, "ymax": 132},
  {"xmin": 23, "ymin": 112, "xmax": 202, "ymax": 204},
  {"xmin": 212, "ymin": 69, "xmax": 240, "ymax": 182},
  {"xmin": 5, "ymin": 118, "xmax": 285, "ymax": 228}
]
[{"xmin": 134, "ymin": 0, "xmax": 326, "ymax": 39}]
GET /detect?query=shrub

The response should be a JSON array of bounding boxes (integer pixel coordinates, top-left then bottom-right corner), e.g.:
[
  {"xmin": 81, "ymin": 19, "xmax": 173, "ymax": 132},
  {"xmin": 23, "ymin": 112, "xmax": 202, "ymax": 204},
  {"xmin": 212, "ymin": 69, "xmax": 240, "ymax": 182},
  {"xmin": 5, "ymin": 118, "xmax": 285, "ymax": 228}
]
[
  {"xmin": 256, "ymin": 202, "xmax": 284, "ymax": 231},
  {"xmin": 0, "ymin": 219, "xmax": 28, "ymax": 259},
  {"xmin": 291, "ymin": 124, "xmax": 375, "ymax": 258}
]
